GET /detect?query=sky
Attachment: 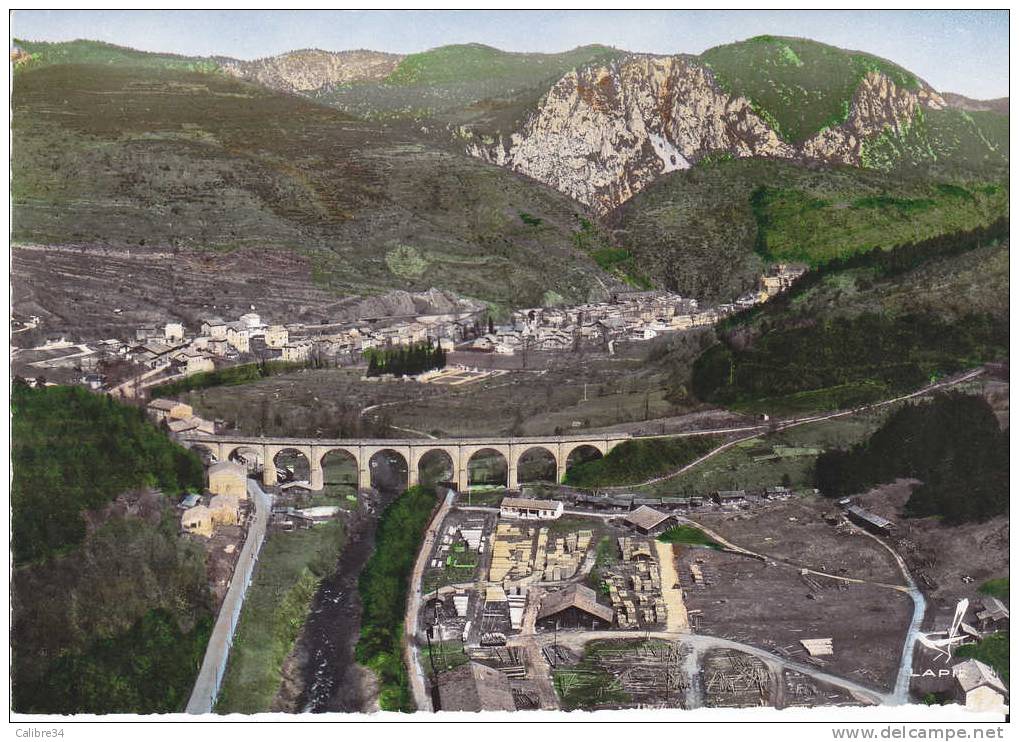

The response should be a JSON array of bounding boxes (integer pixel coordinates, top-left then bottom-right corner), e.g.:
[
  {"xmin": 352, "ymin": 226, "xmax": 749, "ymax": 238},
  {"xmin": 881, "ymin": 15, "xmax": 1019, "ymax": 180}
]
[{"xmin": 11, "ymin": 9, "xmax": 1010, "ymax": 98}]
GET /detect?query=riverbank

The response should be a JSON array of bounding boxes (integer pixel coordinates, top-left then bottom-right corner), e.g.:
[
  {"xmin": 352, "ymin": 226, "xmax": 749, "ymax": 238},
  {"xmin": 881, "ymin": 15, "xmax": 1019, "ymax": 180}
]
[
  {"xmin": 214, "ymin": 519, "xmax": 345, "ymax": 714},
  {"xmin": 271, "ymin": 489, "xmax": 395, "ymax": 713},
  {"xmin": 355, "ymin": 485, "xmax": 440, "ymax": 712}
]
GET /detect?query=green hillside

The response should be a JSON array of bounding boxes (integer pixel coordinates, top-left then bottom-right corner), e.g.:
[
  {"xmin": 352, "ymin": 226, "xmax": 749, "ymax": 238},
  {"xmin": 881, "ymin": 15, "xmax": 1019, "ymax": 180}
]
[
  {"xmin": 13, "ymin": 38, "xmax": 217, "ymax": 73},
  {"xmin": 11, "ymin": 384, "xmax": 211, "ymax": 713},
  {"xmin": 319, "ymin": 43, "xmax": 623, "ymax": 130},
  {"xmin": 11, "ymin": 63, "xmax": 619, "ymax": 309},
  {"xmin": 386, "ymin": 43, "xmax": 618, "ymax": 85},
  {"xmin": 862, "ymin": 107, "xmax": 1010, "ymax": 171},
  {"xmin": 700, "ymin": 35, "xmax": 920, "ymax": 143},
  {"xmin": 610, "ymin": 159, "xmax": 1009, "ymax": 301},
  {"xmin": 12, "ymin": 383, "xmax": 204, "ymax": 563},
  {"xmin": 688, "ymin": 221, "xmax": 1009, "ymax": 414}
]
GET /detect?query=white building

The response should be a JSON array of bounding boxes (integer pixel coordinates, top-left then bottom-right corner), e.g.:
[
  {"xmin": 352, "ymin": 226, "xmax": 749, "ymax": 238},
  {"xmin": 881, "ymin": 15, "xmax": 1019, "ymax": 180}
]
[
  {"xmin": 164, "ymin": 322, "xmax": 185, "ymax": 343},
  {"xmin": 499, "ymin": 497, "xmax": 564, "ymax": 520}
]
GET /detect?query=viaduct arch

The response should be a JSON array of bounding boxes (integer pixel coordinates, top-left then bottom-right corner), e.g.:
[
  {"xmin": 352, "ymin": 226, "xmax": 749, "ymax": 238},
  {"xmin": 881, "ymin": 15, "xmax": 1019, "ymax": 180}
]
[{"xmin": 179, "ymin": 433, "xmax": 628, "ymax": 492}]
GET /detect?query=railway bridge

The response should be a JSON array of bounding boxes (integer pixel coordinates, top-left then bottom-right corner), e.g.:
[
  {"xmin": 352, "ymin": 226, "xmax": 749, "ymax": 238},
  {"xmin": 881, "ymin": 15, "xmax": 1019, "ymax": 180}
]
[{"xmin": 178, "ymin": 432, "xmax": 631, "ymax": 491}]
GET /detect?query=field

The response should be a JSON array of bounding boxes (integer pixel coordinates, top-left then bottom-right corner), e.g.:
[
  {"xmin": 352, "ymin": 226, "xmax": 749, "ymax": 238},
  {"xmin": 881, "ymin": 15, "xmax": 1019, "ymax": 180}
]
[
  {"xmin": 187, "ymin": 340, "xmax": 727, "ymax": 439},
  {"xmin": 677, "ymin": 545, "xmax": 912, "ymax": 692},
  {"xmin": 215, "ymin": 521, "xmax": 345, "ymax": 714},
  {"xmin": 691, "ymin": 496, "xmax": 905, "ymax": 585},
  {"xmin": 635, "ymin": 411, "xmax": 886, "ymax": 496}
]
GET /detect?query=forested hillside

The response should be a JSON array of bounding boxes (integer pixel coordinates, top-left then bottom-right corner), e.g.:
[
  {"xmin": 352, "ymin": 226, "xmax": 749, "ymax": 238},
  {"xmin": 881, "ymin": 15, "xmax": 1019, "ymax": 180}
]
[
  {"xmin": 687, "ymin": 220, "xmax": 1009, "ymax": 414},
  {"xmin": 609, "ymin": 159, "xmax": 1008, "ymax": 301},
  {"xmin": 814, "ymin": 393, "xmax": 1007, "ymax": 523},
  {"xmin": 11, "ymin": 384, "xmax": 212, "ymax": 713}
]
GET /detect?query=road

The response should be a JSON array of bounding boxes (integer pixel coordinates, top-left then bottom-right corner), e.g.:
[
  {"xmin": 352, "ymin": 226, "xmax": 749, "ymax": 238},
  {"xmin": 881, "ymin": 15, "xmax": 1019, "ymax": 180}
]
[
  {"xmin": 850, "ymin": 525, "xmax": 927, "ymax": 704},
  {"xmin": 524, "ymin": 630, "xmax": 890, "ymax": 707},
  {"xmin": 603, "ymin": 368, "xmax": 985, "ymax": 490},
  {"xmin": 403, "ymin": 488, "xmax": 456, "ymax": 712},
  {"xmin": 185, "ymin": 478, "xmax": 271, "ymax": 714}
]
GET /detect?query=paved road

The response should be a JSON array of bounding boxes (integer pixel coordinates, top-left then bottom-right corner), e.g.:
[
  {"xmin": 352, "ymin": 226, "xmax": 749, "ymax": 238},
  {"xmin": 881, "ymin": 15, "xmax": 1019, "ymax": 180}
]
[
  {"xmin": 403, "ymin": 488, "xmax": 456, "ymax": 712},
  {"xmin": 186, "ymin": 478, "xmax": 271, "ymax": 714}
]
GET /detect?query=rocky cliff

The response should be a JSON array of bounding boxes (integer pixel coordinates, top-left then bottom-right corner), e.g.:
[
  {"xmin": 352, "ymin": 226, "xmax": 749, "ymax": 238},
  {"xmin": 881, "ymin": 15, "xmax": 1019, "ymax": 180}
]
[
  {"xmin": 220, "ymin": 49, "xmax": 403, "ymax": 94},
  {"xmin": 466, "ymin": 54, "xmax": 947, "ymax": 213}
]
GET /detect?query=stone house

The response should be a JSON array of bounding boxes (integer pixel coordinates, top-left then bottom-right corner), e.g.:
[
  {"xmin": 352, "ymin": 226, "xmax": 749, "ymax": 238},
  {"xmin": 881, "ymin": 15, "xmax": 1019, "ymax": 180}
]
[
  {"xmin": 953, "ymin": 658, "xmax": 1008, "ymax": 713},
  {"xmin": 147, "ymin": 398, "xmax": 193, "ymax": 423},
  {"xmin": 181, "ymin": 504, "xmax": 213, "ymax": 538},
  {"xmin": 164, "ymin": 322, "xmax": 185, "ymax": 343},
  {"xmin": 201, "ymin": 319, "xmax": 228, "ymax": 339},
  {"xmin": 209, "ymin": 494, "xmax": 240, "ymax": 527},
  {"xmin": 265, "ymin": 324, "xmax": 289, "ymax": 348},
  {"xmin": 208, "ymin": 461, "xmax": 248, "ymax": 499}
]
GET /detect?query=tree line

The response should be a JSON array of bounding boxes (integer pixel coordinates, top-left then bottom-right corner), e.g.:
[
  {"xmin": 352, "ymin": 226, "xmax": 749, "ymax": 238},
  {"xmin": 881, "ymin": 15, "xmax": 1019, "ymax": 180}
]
[
  {"xmin": 366, "ymin": 340, "xmax": 447, "ymax": 378},
  {"xmin": 814, "ymin": 393, "xmax": 1007, "ymax": 524},
  {"xmin": 723, "ymin": 216, "xmax": 1009, "ymax": 331},
  {"xmin": 355, "ymin": 484, "xmax": 438, "ymax": 711},
  {"xmin": 692, "ymin": 312, "xmax": 1007, "ymax": 409},
  {"xmin": 11, "ymin": 382, "xmax": 204, "ymax": 563}
]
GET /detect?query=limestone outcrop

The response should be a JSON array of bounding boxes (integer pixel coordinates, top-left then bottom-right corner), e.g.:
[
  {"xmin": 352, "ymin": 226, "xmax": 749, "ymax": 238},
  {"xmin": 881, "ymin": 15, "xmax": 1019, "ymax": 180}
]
[{"xmin": 466, "ymin": 55, "xmax": 946, "ymax": 213}]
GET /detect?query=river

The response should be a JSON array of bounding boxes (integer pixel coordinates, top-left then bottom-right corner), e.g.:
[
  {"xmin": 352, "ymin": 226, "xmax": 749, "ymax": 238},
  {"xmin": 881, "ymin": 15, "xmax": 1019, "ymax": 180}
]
[{"xmin": 272, "ymin": 481, "xmax": 402, "ymax": 713}]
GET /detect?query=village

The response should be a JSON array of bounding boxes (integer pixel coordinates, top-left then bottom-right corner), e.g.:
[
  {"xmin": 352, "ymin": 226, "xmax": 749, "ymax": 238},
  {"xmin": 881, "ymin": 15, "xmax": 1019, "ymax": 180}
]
[{"xmin": 9, "ymin": 264, "xmax": 807, "ymax": 396}]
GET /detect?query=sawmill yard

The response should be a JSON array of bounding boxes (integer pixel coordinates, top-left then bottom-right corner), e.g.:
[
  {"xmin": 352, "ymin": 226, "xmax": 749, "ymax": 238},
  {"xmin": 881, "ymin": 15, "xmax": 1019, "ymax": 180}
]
[{"xmin": 416, "ymin": 484, "xmax": 917, "ymax": 711}]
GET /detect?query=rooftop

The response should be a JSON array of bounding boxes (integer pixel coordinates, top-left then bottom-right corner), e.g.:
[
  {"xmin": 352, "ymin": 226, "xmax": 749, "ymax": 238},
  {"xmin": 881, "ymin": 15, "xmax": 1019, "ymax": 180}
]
[
  {"xmin": 436, "ymin": 661, "xmax": 515, "ymax": 713},
  {"xmin": 623, "ymin": 505, "xmax": 672, "ymax": 531},
  {"xmin": 537, "ymin": 583, "xmax": 614, "ymax": 624},
  {"xmin": 501, "ymin": 497, "xmax": 561, "ymax": 511},
  {"xmin": 953, "ymin": 658, "xmax": 1007, "ymax": 695},
  {"xmin": 209, "ymin": 461, "xmax": 247, "ymax": 477}
]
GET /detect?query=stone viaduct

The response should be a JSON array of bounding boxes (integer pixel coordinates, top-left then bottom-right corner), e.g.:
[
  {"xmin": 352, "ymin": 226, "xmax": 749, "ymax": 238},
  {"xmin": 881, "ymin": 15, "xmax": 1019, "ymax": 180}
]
[{"xmin": 178, "ymin": 432, "xmax": 631, "ymax": 492}]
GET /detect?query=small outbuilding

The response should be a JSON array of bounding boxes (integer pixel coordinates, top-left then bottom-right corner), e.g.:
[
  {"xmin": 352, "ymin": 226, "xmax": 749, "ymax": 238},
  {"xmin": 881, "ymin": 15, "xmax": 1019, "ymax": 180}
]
[
  {"xmin": 209, "ymin": 461, "xmax": 248, "ymax": 499},
  {"xmin": 181, "ymin": 504, "xmax": 213, "ymax": 538},
  {"xmin": 623, "ymin": 505, "xmax": 675, "ymax": 535},
  {"xmin": 537, "ymin": 584, "xmax": 614, "ymax": 630},
  {"xmin": 976, "ymin": 597, "xmax": 1009, "ymax": 631},
  {"xmin": 209, "ymin": 494, "xmax": 240, "ymax": 526},
  {"xmin": 953, "ymin": 658, "xmax": 1008, "ymax": 713},
  {"xmin": 499, "ymin": 497, "xmax": 563, "ymax": 520},
  {"xmin": 436, "ymin": 661, "xmax": 516, "ymax": 712},
  {"xmin": 845, "ymin": 505, "xmax": 895, "ymax": 535},
  {"xmin": 147, "ymin": 398, "xmax": 193, "ymax": 423},
  {"xmin": 714, "ymin": 490, "xmax": 747, "ymax": 506}
]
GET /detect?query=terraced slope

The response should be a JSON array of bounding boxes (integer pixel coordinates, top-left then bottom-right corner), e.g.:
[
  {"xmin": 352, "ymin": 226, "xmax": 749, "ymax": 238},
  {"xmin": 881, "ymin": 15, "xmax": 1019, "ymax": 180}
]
[{"xmin": 11, "ymin": 64, "xmax": 621, "ymax": 312}]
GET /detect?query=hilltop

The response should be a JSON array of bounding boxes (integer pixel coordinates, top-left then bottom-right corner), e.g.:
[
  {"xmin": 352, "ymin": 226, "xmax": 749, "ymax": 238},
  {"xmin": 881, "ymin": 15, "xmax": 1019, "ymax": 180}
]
[{"xmin": 10, "ymin": 35, "xmax": 1009, "ymax": 316}]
